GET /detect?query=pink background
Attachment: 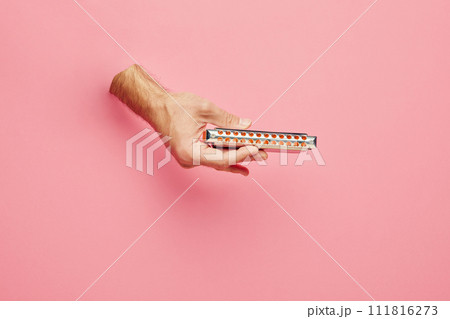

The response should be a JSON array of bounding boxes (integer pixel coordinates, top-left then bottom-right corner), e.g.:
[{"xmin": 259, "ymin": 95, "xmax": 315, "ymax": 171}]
[{"xmin": 1, "ymin": 0, "xmax": 450, "ymax": 300}]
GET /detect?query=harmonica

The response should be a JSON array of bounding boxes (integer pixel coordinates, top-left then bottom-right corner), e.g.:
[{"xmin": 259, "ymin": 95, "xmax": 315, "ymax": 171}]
[{"xmin": 203, "ymin": 128, "xmax": 316, "ymax": 151}]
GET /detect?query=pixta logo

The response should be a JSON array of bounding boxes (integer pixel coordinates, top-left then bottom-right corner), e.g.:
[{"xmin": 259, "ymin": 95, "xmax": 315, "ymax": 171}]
[
  {"xmin": 126, "ymin": 128, "xmax": 171, "ymax": 176},
  {"xmin": 126, "ymin": 129, "xmax": 325, "ymax": 176}
]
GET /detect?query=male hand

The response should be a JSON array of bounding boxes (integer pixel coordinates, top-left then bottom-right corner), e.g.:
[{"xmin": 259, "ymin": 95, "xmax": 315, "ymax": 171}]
[{"xmin": 110, "ymin": 64, "xmax": 267, "ymax": 176}]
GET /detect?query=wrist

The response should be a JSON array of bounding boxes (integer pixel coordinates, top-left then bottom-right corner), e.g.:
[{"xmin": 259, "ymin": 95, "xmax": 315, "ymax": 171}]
[
  {"xmin": 147, "ymin": 93, "xmax": 174, "ymax": 136},
  {"xmin": 110, "ymin": 64, "xmax": 173, "ymax": 135}
]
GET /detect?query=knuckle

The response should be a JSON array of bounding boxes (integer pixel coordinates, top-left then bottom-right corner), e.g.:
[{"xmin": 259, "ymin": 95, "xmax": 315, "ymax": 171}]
[
  {"xmin": 225, "ymin": 112, "xmax": 235, "ymax": 125},
  {"xmin": 198, "ymin": 100, "xmax": 212, "ymax": 113}
]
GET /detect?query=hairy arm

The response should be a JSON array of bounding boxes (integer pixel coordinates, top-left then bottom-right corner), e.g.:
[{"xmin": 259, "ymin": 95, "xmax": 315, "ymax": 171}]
[{"xmin": 110, "ymin": 64, "xmax": 172, "ymax": 136}]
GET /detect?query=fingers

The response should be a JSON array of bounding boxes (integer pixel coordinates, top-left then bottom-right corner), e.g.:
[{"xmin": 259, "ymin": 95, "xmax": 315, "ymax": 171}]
[
  {"xmin": 255, "ymin": 150, "xmax": 268, "ymax": 161},
  {"xmin": 199, "ymin": 144, "xmax": 267, "ymax": 173},
  {"xmin": 226, "ymin": 145, "xmax": 260, "ymax": 164},
  {"xmin": 201, "ymin": 103, "xmax": 252, "ymax": 129},
  {"xmin": 199, "ymin": 144, "xmax": 257, "ymax": 167},
  {"xmin": 215, "ymin": 150, "xmax": 267, "ymax": 176}
]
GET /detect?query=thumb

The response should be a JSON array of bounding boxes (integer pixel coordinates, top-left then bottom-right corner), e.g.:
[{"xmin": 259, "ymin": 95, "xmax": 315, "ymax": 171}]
[{"xmin": 204, "ymin": 104, "xmax": 252, "ymax": 129}]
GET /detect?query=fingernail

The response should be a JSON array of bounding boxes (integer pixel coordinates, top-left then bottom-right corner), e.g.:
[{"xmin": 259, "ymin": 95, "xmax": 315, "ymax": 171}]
[
  {"xmin": 260, "ymin": 151, "xmax": 268, "ymax": 160},
  {"xmin": 239, "ymin": 118, "xmax": 252, "ymax": 128}
]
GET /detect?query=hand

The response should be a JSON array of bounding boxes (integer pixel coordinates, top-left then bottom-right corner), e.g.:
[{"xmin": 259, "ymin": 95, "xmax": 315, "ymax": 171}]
[{"xmin": 110, "ymin": 64, "xmax": 267, "ymax": 176}]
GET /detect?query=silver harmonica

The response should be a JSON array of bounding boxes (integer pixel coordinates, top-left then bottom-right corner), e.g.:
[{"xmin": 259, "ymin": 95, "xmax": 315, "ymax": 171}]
[{"xmin": 203, "ymin": 128, "xmax": 316, "ymax": 151}]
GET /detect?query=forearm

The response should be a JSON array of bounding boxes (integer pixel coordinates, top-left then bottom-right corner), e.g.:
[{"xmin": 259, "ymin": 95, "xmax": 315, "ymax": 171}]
[{"xmin": 109, "ymin": 64, "xmax": 172, "ymax": 135}]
